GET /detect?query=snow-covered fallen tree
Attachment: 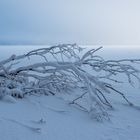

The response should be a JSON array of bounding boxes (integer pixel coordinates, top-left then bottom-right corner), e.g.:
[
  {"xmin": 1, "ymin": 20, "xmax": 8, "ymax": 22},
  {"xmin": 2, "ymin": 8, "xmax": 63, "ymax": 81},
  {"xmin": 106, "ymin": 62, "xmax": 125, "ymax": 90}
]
[{"xmin": 0, "ymin": 44, "xmax": 140, "ymax": 120}]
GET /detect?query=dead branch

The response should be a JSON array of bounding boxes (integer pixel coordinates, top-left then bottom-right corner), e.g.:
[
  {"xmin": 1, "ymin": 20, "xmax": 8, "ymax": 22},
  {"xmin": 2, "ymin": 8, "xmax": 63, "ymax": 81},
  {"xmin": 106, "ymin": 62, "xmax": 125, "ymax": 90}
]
[{"xmin": 0, "ymin": 44, "xmax": 139, "ymax": 120}]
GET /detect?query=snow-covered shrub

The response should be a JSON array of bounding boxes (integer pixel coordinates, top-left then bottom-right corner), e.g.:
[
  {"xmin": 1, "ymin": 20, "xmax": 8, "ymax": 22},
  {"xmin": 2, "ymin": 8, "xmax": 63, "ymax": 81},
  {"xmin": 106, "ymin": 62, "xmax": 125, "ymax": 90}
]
[{"xmin": 0, "ymin": 44, "xmax": 139, "ymax": 120}]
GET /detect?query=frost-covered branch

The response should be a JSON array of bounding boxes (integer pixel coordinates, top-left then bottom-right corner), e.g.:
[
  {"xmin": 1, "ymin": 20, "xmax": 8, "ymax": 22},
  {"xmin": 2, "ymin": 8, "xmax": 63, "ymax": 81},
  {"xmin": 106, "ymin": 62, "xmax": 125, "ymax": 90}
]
[{"xmin": 0, "ymin": 44, "xmax": 140, "ymax": 121}]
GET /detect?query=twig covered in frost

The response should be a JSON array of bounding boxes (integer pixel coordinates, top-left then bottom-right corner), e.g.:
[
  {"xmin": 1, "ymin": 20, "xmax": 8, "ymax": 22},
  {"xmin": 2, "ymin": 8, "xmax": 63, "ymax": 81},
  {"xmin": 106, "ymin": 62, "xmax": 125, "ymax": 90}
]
[{"xmin": 0, "ymin": 44, "xmax": 140, "ymax": 120}]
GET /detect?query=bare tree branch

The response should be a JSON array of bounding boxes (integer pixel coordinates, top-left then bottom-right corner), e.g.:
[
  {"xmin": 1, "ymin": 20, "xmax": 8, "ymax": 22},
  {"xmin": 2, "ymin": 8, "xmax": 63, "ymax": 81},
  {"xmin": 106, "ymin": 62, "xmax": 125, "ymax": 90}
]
[{"xmin": 0, "ymin": 44, "xmax": 139, "ymax": 120}]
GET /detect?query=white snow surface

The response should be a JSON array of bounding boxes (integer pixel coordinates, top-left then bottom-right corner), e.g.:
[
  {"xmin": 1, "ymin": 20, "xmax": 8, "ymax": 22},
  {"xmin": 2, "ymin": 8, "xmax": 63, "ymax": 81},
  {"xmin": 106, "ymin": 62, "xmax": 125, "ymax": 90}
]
[{"xmin": 0, "ymin": 45, "xmax": 140, "ymax": 140}]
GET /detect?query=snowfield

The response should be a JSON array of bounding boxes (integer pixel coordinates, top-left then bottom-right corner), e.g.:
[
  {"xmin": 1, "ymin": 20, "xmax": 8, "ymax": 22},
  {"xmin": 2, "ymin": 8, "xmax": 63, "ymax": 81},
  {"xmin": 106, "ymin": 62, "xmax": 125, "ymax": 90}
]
[
  {"xmin": 0, "ymin": 45, "xmax": 140, "ymax": 140},
  {"xmin": 0, "ymin": 92, "xmax": 140, "ymax": 140}
]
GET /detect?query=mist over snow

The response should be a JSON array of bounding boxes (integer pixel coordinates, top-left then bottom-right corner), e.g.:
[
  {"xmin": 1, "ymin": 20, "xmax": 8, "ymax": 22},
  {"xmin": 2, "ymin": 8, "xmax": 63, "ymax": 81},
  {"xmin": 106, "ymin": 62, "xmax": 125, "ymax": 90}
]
[{"xmin": 1, "ymin": 0, "xmax": 140, "ymax": 45}]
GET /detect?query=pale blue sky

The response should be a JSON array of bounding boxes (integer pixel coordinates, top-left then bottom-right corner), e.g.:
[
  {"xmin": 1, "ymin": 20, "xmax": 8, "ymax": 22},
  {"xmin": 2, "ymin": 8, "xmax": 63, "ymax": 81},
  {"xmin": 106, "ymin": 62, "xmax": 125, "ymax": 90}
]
[{"xmin": 0, "ymin": 0, "xmax": 140, "ymax": 45}]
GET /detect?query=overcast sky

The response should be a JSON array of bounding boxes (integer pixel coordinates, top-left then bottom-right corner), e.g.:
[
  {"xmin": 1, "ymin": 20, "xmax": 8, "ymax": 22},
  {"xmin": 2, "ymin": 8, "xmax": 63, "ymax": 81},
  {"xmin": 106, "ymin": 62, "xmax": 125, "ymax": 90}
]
[{"xmin": 0, "ymin": 0, "xmax": 140, "ymax": 45}]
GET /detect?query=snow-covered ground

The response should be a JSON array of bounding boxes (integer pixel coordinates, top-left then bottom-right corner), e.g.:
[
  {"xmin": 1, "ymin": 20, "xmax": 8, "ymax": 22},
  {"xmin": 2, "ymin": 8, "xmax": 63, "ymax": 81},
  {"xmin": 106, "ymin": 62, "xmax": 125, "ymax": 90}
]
[{"xmin": 0, "ymin": 45, "xmax": 140, "ymax": 140}]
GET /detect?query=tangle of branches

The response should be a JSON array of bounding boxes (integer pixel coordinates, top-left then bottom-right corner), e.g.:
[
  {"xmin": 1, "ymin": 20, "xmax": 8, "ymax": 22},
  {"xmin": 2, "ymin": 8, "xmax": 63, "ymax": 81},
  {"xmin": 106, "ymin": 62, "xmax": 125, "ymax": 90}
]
[{"xmin": 0, "ymin": 44, "xmax": 140, "ymax": 121}]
